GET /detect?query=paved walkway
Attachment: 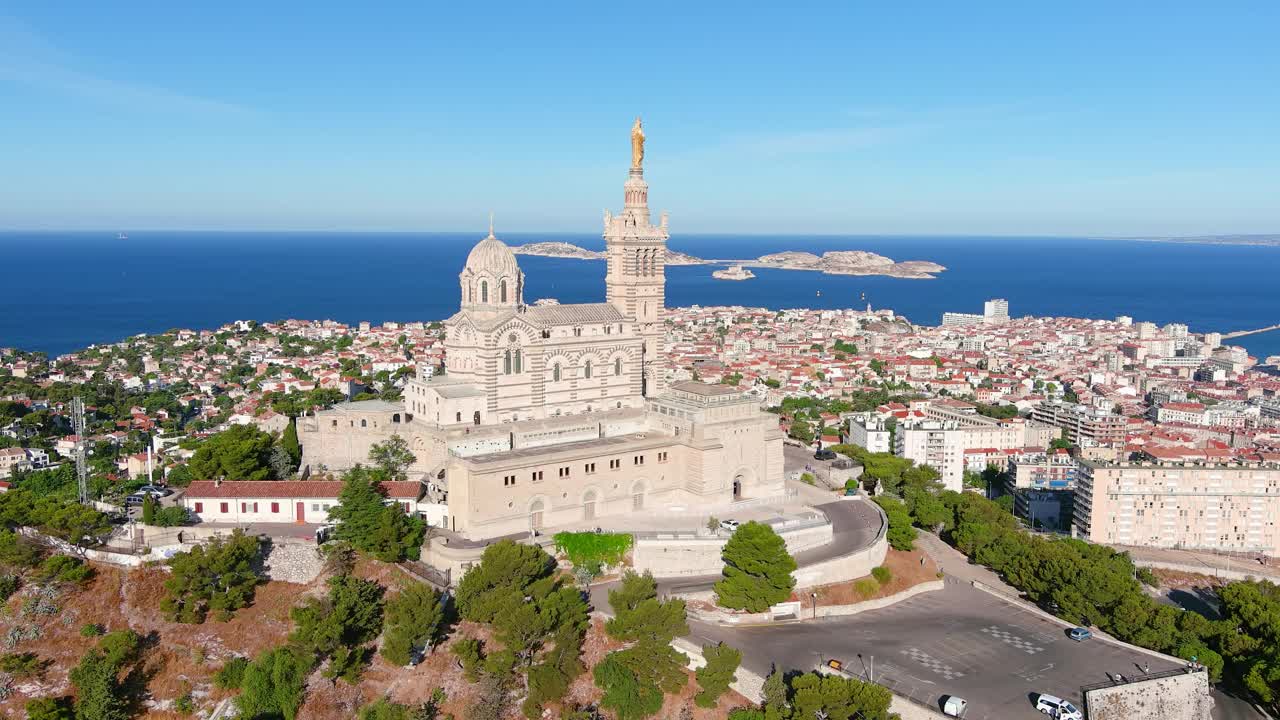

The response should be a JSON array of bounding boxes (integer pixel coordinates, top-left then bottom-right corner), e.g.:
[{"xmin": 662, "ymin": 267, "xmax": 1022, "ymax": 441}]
[
  {"xmin": 914, "ymin": 531, "xmax": 1014, "ymax": 592},
  {"xmin": 1117, "ymin": 545, "xmax": 1280, "ymax": 582}
]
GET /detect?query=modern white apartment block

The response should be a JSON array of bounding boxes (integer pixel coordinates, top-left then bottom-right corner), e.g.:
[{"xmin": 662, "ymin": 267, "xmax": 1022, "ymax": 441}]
[
  {"xmin": 894, "ymin": 402, "xmax": 1027, "ymax": 492},
  {"xmin": 895, "ymin": 420, "xmax": 966, "ymax": 492},
  {"xmin": 1031, "ymin": 401, "xmax": 1128, "ymax": 446},
  {"xmin": 846, "ymin": 413, "xmax": 893, "ymax": 454},
  {"xmin": 1074, "ymin": 459, "xmax": 1280, "ymax": 556},
  {"xmin": 983, "ymin": 298, "xmax": 1009, "ymax": 323},
  {"xmin": 942, "ymin": 312, "xmax": 983, "ymax": 328}
]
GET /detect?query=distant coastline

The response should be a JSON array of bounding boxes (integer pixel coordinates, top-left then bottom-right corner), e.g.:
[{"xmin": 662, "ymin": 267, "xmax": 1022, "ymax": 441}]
[
  {"xmin": 509, "ymin": 241, "xmax": 948, "ymax": 279},
  {"xmin": 1120, "ymin": 234, "xmax": 1280, "ymax": 248}
]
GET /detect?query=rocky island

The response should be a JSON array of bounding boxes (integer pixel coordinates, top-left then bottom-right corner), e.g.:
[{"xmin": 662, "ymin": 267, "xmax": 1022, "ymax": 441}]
[
  {"xmin": 711, "ymin": 265, "xmax": 755, "ymax": 281},
  {"xmin": 509, "ymin": 242, "xmax": 945, "ymax": 279},
  {"xmin": 746, "ymin": 250, "xmax": 946, "ymax": 279}
]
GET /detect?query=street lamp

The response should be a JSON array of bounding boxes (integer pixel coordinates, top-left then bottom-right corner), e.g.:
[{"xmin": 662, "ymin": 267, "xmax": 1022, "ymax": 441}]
[{"xmin": 810, "ymin": 592, "xmax": 818, "ymax": 619}]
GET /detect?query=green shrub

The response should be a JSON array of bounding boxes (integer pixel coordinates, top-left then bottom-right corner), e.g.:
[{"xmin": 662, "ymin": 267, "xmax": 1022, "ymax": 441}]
[
  {"xmin": 25, "ymin": 696, "xmax": 75, "ymax": 720},
  {"xmin": 800, "ymin": 473, "xmax": 816, "ymax": 486},
  {"xmin": 1136, "ymin": 567, "xmax": 1157, "ymax": 587},
  {"xmin": 0, "ymin": 574, "xmax": 18, "ymax": 601},
  {"xmin": 40, "ymin": 555, "xmax": 93, "ymax": 584},
  {"xmin": 0, "ymin": 529, "xmax": 44, "ymax": 568},
  {"xmin": 237, "ymin": 647, "xmax": 311, "ymax": 720},
  {"xmin": 152, "ymin": 506, "xmax": 189, "ymax": 527},
  {"xmin": 694, "ymin": 643, "xmax": 741, "ymax": 708},
  {"xmin": 214, "ymin": 656, "xmax": 248, "ymax": 690},
  {"xmin": 871, "ymin": 566, "xmax": 892, "ymax": 585},
  {"xmin": 0, "ymin": 651, "xmax": 45, "ymax": 678},
  {"xmin": 853, "ymin": 578, "xmax": 880, "ymax": 599},
  {"xmin": 553, "ymin": 532, "xmax": 633, "ymax": 568},
  {"xmin": 380, "ymin": 583, "xmax": 444, "ymax": 667},
  {"xmin": 173, "ymin": 692, "xmax": 195, "ymax": 715},
  {"xmin": 79, "ymin": 623, "xmax": 103, "ymax": 638},
  {"xmin": 872, "ymin": 496, "xmax": 917, "ymax": 551}
]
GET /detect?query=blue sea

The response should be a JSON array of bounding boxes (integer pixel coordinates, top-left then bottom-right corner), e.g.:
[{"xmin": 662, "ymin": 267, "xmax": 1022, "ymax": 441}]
[{"xmin": 2, "ymin": 232, "xmax": 1278, "ymax": 361}]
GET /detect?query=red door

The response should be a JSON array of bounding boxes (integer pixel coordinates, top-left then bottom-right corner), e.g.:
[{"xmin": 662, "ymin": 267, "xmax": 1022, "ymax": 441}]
[{"xmin": 296, "ymin": 502, "xmax": 305, "ymax": 523}]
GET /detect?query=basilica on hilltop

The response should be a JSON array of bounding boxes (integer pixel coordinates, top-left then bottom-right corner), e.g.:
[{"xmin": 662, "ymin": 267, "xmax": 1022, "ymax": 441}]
[{"xmin": 299, "ymin": 121, "xmax": 784, "ymax": 539}]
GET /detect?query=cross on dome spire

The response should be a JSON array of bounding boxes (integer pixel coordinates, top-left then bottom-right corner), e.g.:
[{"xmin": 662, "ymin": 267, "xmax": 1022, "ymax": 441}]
[{"xmin": 488, "ymin": 211, "xmax": 495, "ymax": 239}]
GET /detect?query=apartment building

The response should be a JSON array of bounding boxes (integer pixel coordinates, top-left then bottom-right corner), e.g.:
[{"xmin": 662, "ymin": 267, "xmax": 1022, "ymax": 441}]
[
  {"xmin": 1031, "ymin": 401, "xmax": 1128, "ymax": 446},
  {"xmin": 895, "ymin": 402, "xmax": 1025, "ymax": 492},
  {"xmin": 1007, "ymin": 450, "xmax": 1079, "ymax": 489},
  {"xmin": 846, "ymin": 414, "xmax": 892, "ymax": 454},
  {"xmin": 1073, "ymin": 459, "xmax": 1280, "ymax": 556},
  {"xmin": 896, "ymin": 420, "xmax": 966, "ymax": 491}
]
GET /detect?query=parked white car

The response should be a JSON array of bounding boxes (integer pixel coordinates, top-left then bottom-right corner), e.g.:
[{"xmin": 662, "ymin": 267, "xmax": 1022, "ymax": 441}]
[
  {"xmin": 719, "ymin": 519, "xmax": 740, "ymax": 532},
  {"xmin": 1035, "ymin": 694, "xmax": 1082, "ymax": 720}
]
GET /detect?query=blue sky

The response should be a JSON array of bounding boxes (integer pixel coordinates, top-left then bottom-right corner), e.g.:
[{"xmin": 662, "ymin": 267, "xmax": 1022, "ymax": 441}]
[{"xmin": 1, "ymin": 2, "xmax": 1277, "ymax": 235}]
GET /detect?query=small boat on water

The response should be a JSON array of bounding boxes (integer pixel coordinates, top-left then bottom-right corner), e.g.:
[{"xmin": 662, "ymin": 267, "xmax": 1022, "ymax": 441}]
[{"xmin": 117, "ymin": 232, "xmax": 128, "ymax": 240}]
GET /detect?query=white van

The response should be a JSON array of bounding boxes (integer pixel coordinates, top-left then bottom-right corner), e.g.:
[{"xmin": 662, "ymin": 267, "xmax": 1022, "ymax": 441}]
[{"xmin": 1035, "ymin": 694, "xmax": 1082, "ymax": 720}]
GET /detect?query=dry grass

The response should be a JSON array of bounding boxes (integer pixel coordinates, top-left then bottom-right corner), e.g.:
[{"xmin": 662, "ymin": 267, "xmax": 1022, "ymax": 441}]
[
  {"xmin": 0, "ymin": 557, "xmax": 752, "ymax": 720},
  {"xmin": 795, "ymin": 547, "xmax": 939, "ymax": 607},
  {"xmin": 1151, "ymin": 568, "xmax": 1228, "ymax": 590}
]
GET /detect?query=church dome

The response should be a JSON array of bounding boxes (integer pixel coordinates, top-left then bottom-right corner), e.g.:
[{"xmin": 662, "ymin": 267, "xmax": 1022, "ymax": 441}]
[
  {"xmin": 463, "ymin": 234, "xmax": 521, "ymax": 279},
  {"xmin": 459, "ymin": 230, "xmax": 524, "ymax": 309}
]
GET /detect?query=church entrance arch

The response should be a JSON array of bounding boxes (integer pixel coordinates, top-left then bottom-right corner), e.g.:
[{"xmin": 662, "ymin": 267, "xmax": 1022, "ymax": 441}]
[
  {"xmin": 529, "ymin": 499, "xmax": 545, "ymax": 533},
  {"xmin": 731, "ymin": 467, "xmax": 755, "ymax": 501}
]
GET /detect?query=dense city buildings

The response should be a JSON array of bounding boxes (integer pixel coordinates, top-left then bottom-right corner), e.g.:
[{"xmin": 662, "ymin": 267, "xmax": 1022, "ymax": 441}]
[{"xmin": 4, "ymin": 191, "xmax": 1280, "ymax": 555}]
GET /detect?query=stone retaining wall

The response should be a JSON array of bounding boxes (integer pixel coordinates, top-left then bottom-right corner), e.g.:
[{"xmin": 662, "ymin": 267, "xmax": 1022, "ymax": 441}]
[
  {"xmin": 1085, "ymin": 671, "xmax": 1213, "ymax": 720},
  {"xmin": 792, "ymin": 532, "xmax": 888, "ymax": 588},
  {"xmin": 1132, "ymin": 558, "xmax": 1278, "ymax": 583},
  {"xmin": 632, "ymin": 519, "xmax": 832, "ymax": 578},
  {"xmin": 688, "ymin": 580, "xmax": 944, "ymax": 625},
  {"xmin": 263, "ymin": 539, "xmax": 325, "ymax": 584}
]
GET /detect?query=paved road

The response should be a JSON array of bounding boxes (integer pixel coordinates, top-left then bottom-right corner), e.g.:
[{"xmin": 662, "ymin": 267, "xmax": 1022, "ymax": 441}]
[
  {"xmin": 658, "ymin": 499, "xmax": 881, "ymax": 596},
  {"xmin": 688, "ymin": 581, "xmax": 1183, "ymax": 720}
]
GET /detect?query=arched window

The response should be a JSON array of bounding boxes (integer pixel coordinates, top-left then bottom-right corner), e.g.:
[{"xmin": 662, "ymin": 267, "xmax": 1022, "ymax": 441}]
[
  {"xmin": 614, "ymin": 358, "xmax": 622, "ymax": 376},
  {"xmin": 360, "ymin": 419, "xmax": 367, "ymax": 428},
  {"xmin": 481, "ymin": 280, "xmax": 489, "ymax": 303},
  {"xmin": 468, "ymin": 284, "xmax": 473, "ymax": 302},
  {"xmin": 500, "ymin": 279, "xmax": 508, "ymax": 303},
  {"xmin": 455, "ymin": 412, "xmax": 461, "ymax": 422},
  {"xmin": 553, "ymin": 363, "xmax": 561, "ymax": 382},
  {"xmin": 514, "ymin": 349, "xmax": 522, "ymax": 373},
  {"xmin": 585, "ymin": 360, "xmax": 592, "ymax": 379},
  {"xmin": 504, "ymin": 350, "xmax": 512, "ymax": 374}
]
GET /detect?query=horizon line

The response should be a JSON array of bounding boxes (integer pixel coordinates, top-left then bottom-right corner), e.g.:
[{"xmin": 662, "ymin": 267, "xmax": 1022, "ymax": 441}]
[{"xmin": 0, "ymin": 228, "xmax": 1276, "ymax": 241}]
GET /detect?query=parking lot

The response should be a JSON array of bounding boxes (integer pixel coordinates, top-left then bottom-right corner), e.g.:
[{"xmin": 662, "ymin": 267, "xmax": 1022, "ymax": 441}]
[{"xmin": 690, "ymin": 581, "xmax": 1181, "ymax": 719}]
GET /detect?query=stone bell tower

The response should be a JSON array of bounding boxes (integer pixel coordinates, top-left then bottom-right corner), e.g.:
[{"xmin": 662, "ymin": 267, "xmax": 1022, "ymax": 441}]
[{"xmin": 605, "ymin": 117, "xmax": 668, "ymax": 397}]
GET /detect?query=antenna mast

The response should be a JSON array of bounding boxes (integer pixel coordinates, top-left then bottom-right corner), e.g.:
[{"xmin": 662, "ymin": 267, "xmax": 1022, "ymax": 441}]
[{"xmin": 72, "ymin": 397, "xmax": 89, "ymax": 505}]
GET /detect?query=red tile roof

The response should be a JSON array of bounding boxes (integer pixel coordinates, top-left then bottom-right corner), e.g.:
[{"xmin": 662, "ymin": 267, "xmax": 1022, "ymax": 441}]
[{"xmin": 184, "ymin": 480, "xmax": 422, "ymax": 499}]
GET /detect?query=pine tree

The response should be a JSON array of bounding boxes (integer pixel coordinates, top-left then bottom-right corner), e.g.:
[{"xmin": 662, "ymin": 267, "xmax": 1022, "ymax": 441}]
[
  {"xmin": 280, "ymin": 418, "xmax": 302, "ymax": 467},
  {"xmin": 695, "ymin": 643, "xmax": 741, "ymax": 708},
  {"xmin": 380, "ymin": 583, "xmax": 444, "ymax": 666},
  {"xmin": 328, "ymin": 466, "xmax": 392, "ymax": 546},
  {"xmin": 141, "ymin": 494, "xmax": 156, "ymax": 525},
  {"xmin": 714, "ymin": 522, "xmax": 797, "ymax": 612}
]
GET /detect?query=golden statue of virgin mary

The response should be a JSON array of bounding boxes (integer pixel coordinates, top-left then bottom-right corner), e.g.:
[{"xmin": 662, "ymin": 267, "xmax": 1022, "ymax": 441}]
[{"xmin": 630, "ymin": 117, "xmax": 645, "ymax": 168}]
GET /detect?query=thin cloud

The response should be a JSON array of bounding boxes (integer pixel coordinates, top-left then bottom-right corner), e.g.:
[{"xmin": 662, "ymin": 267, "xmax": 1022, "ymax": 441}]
[{"xmin": 0, "ymin": 15, "xmax": 258, "ymax": 117}]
